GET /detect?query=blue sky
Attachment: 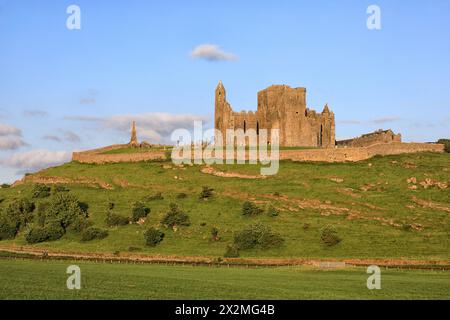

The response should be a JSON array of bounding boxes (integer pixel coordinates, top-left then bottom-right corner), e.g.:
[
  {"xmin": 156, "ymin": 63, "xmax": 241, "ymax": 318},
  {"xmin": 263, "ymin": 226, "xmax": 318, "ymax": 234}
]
[{"xmin": 0, "ymin": 0, "xmax": 449, "ymax": 182}]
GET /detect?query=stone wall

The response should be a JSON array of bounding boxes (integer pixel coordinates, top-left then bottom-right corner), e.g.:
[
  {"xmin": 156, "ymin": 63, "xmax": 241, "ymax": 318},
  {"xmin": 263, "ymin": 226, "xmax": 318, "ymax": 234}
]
[
  {"xmin": 72, "ymin": 142, "xmax": 444, "ymax": 164},
  {"xmin": 337, "ymin": 129, "xmax": 401, "ymax": 148}
]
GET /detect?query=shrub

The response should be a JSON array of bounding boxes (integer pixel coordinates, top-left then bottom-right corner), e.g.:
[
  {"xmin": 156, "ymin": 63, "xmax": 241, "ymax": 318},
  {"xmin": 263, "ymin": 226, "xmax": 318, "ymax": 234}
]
[
  {"xmin": 164, "ymin": 149, "xmax": 172, "ymax": 161},
  {"xmin": 145, "ymin": 192, "xmax": 164, "ymax": 201},
  {"xmin": 320, "ymin": 225, "xmax": 342, "ymax": 246},
  {"xmin": 437, "ymin": 139, "xmax": 450, "ymax": 153},
  {"xmin": 224, "ymin": 244, "xmax": 240, "ymax": 258},
  {"xmin": 1, "ymin": 183, "xmax": 11, "ymax": 189},
  {"xmin": 242, "ymin": 201, "xmax": 264, "ymax": 216},
  {"xmin": 176, "ymin": 193, "xmax": 187, "ymax": 199},
  {"xmin": 25, "ymin": 223, "xmax": 64, "ymax": 244},
  {"xmin": 233, "ymin": 223, "xmax": 284, "ymax": 250},
  {"xmin": 144, "ymin": 227, "xmax": 165, "ymax": 246},
  {"xmin": 131, "ymin": 202, "xmax": 150, "ymax": 222},
  {"xmin": 105, "ymin": 212, "xmax": 130, "ymax": 226},
  {"xmin": 45, "ymin": 193, "xmax": 88, "ymax": 230},
  {"xmin": 161, "ymin": 203, "xmax": 190, "ymax": 228},
  {"xmin": 69, "ymin": 216, "xmax": 92, "ymax": 233},
  {"xmin": 32, "ymin": 184, "xmax": 51, "ymax": 199},
  {"xmin": 199, "ymin": 186, "xmax": 214, "ymax": 199},
  {"xmin": 107, "ymin": 202, "xmax": 115, "ymax": 210},
  {"xmin": 0, "ymin": 216, "xmax": 19, "ymax": 240},
  {"xmin": 52, "ymin": 185, "xmax": 69, "ymax": 193},
  {"xmin": 25, "ymin": 227, "xmax": 49, "ymax": 244},
  {"xmin": 266, "ymin": 204, "xmax": 279, "ymax": 217},
  {"xmin": 211, "ymin": 227, "xmax": 220, "ymax": 241},
  {"xmin": 80, "ymin": 227, "xmax": 108, "ymax": 241}
]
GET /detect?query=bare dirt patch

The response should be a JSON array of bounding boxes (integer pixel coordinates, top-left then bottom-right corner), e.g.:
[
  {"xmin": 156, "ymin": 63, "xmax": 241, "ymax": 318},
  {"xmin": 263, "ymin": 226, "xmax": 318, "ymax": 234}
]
[{"xmin": 201, "ymin": 166, "xmax": 266, "ymax": 179}]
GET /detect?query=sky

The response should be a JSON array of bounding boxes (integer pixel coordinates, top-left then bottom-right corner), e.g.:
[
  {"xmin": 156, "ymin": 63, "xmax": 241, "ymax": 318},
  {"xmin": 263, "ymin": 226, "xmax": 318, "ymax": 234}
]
[{"xmin": 0, "ymin": 0, "xmax": 449, "ymax": 183}]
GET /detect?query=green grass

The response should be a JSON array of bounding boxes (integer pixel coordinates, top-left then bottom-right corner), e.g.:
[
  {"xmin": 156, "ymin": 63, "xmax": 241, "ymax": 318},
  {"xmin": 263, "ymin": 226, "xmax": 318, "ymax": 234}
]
[
  {"xmin": 0, "ymin": 259, "xmax": 448, "ymax": 299},
  {"xmin": 0, "ymin": 152, "xmax": 449, "ymax": 260},
  {"xmin": 100, "ymin": 146, "xmax": 171, "ymax": 154}
]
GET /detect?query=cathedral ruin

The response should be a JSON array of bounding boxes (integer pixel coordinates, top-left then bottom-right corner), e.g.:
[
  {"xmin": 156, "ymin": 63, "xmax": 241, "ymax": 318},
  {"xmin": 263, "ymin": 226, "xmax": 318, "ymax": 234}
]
[{"xmin": 214, "ymin": 81, "xmax": 335, "ymax": 148}]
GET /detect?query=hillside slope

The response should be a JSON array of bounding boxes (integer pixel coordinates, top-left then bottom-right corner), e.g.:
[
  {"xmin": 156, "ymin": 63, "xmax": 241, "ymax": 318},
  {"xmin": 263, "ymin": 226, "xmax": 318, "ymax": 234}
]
[{"xmin": 1, "ymin": 152, "xmax": 449, "ymax": 261}]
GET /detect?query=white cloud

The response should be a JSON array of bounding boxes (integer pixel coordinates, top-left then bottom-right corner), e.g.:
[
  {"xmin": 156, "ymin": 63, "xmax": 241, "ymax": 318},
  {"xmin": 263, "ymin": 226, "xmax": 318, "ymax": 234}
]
[
  {"xmin": 66, "ymin": 112, "xmax": 210, "ymax": 143},
  {"xmin": 0, "ymin": 136, "xmax": 27, "ymax": 150},
  {"xmin": 1, "ymin": 149, "xmax": 72, "ymax": 173},
  {"xmin": 190, "ymin": 44, "xmax": 238, "ymax": 61},
  {"xmin": 0, "ymin": 123, "xmax": 22, "ymax": 136}
]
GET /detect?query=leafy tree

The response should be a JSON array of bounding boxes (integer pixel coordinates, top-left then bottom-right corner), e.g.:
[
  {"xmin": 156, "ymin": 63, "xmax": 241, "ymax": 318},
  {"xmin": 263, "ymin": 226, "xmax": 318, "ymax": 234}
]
[
  {"xmin": 320, "ymin": 225, "xmax": 342, "ymax": 246},
  {"xmin": 32, "ymin": 184, "xmax": 51, "ymax": 199},
  {"xmin": 233, "ymin": 223, "xmax": 284, "ymax": 250},
  {"xmin": 161, "ymin": 203, "xmax": 190, "ymax": 228},
  {"xmin": 45, "ymin": 193, "xmax": 88, "ymax": 230},
  {"xmin": 105, "ymin": 212, "xmax": 130, "ymax": 226},
  {"xmin": 144, "ymin": 227, "xmax": 165, "ymax": 246},
  {"xmin": 131, "ymin": 202, "xmax": 150, "ymax": 222}
]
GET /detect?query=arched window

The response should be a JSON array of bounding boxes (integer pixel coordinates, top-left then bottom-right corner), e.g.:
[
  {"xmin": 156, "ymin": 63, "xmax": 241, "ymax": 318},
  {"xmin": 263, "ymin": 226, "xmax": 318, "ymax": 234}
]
[
  {"xmin": 256, "ymin": 122, "xmax": 259, "ymax": 135},
  {"xmin": 244, "ymin": 120, "xmax": 246, "ymax": 133}
]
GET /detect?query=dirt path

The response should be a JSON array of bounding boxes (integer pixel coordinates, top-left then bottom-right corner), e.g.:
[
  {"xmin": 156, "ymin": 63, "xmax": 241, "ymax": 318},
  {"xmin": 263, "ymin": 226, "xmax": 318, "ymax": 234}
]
[{"xmin": 0, "ymin": 246, "xmax": 448, "ymax": 269}]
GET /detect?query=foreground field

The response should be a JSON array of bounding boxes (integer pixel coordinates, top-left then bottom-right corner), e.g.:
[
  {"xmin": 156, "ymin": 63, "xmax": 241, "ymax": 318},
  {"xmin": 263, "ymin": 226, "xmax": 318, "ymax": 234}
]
[
  {"xmin": 0, "ymin": 152, "xmax": 449, "ymax": 260},
  {"xmin": 0, "ymin": 259, "xmax": 448, "ymax": 299}
]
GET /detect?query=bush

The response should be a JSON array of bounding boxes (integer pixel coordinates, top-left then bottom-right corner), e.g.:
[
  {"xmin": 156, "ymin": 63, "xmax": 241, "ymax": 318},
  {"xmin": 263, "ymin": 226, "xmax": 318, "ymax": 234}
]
[
  {"xmin": 144, "ymin": 227, "xmax": 165, "ymax": 246},
  {"xmin": 105, "ymin": 212, "xmax": 130, "ymax": 226},
  {"xmin": 131, "ymin": 202, "xmax": 150, "ymax": 222},
  {"xmin": 211, "ymin": 227, "xmax": 220, "ymax": 241},
  {"xmin": 199, "ymin": 186, "xmax": 214, "ymax": 199},
  {"xmin": 1, "ymin": 183, "xmax": 11, "ymax": 189},
  {"xmin": 52, "ymin": 185, "xmax": 69, "ymax": 193},
  {"xmin": 45, "ymin": 193, "xmax": 88, "ymax": 230},
  {"xmin": 161, "ymin": 203, "xmax": 190, "ymax": 228},
  {"xmin": 69, "ymin": 216, "xmax": 92, "ymax": 233},
  {"xmin": 176, "ymin": 193, "xmax": 187, "ymax": 199},
  {"xmin": 266, "ymin": 204, "xmax": 279, "ymax": 217},
  {"xmin": 25, "ymin": 223, "xmax": 64, "ymax": 244},
  {"xmin": 224, "ymin": 244, "xmax": 240, "ymax": 258},
  {"xmin": 233, "ymin": 223, "xmax": 284, "ymax": 250},
  {"xmin": 107, "ymin": 202, "xmax": 115, "ymax": 210},
  {"xmin": 437, "ymin": 139, "xmax": 450, "ymax": 153},
  {"xmin": 242, "ymin": 201, "xmax": 264, "ymax": 216},
  {"xmin": 145, "ymin": 192, "xmax": 164, "ymax": 201},
  {"xmin": 0, "ymin": 216, "xmax": 19, "ymax": 240},
  {"xmin": 320, "ymin": 225, "xmax": 342, "ymax": 246},
  {"xmin": 32, "ymin": 184, "xmax": 51, "ymax": 199},
  {"xmin": 81, "ymin": 227, "xmax": 108, "ymax": 241}
]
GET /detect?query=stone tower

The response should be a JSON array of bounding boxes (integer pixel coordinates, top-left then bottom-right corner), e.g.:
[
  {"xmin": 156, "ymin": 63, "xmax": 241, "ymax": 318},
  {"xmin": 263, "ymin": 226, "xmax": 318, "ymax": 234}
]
[
  {"xmin": 214, "ymin": 81, "xmax": 335, "ymax": 148},
  {"xmin": 129, "ymin": 121, "xmax": 138, "ymax": 147}
]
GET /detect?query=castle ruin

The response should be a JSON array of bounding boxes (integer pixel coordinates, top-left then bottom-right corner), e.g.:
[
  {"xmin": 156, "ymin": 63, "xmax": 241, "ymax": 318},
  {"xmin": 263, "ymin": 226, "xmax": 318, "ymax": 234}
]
[{"xmin": 214, "ymin": 81, "xmax": 335, "ymax": 148}]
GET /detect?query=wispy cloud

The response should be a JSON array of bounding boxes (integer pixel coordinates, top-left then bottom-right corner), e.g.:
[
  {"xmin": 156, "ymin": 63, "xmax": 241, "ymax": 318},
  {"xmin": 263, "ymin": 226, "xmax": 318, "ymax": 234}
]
[
  {"xmin": 0, "ymin": 123, "xmax": 22, "ymax": 136},
  {"xmin": 0, "ymin": 136, "xmax": 27, "ymax": 150},
  {"xmin": 190, "ymin": 44, "xmax": 238, "ymax": 61},
  {"xmin": 338, "ymin": 120, "xmax": 362, "ymax": 125},
  {"xmin": 0, "ymin": 123, "xmax": 26, "ymax": 150},
  {"xmin": 79, "ymin": 89, "xmax": 99, "ymax": 105},
  {"xmin": 1, "ymin": 149, "xmax": 72, "ymax": 173},
  {"xmin": 66, "ymin": 112, "xmax": 209, "ymax": 143},
  {"xmin": 42, "ymin": 130, "xmax": 81, "ymax": 143},
  {"xmin": 42, "ymin": 135, "xmax": 62, "ymax": 142},
  {"xmin": 371, "ymin": 116, "xmax": 401, "ymax": 124},
  {"xmin": 23, "ymin": 109, "xmax": 48, "ymax": 117}
]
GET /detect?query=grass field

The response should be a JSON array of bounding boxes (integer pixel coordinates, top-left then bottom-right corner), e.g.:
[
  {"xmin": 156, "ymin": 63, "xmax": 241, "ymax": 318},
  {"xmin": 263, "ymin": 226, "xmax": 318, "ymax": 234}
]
[
  {"xmin": 0, "ymin": 152, "xmax": 449, "ymax": 260},
  {"xmin": 0, "ymin": 259, "xmax": 448, "ymax": 299}
]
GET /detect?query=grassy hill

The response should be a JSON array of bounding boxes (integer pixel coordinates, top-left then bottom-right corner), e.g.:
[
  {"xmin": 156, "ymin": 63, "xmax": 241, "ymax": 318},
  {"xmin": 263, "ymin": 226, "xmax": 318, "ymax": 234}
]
[{"xmin": 0, "ymin": 152, "xmax": 449, "ymax": 261}]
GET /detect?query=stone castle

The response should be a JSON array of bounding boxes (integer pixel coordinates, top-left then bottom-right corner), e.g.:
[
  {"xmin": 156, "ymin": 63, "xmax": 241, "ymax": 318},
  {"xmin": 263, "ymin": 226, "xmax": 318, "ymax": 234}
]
[{"xmin": 214, "ymin": 81, "xmax": 335, "ymax": 147}]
